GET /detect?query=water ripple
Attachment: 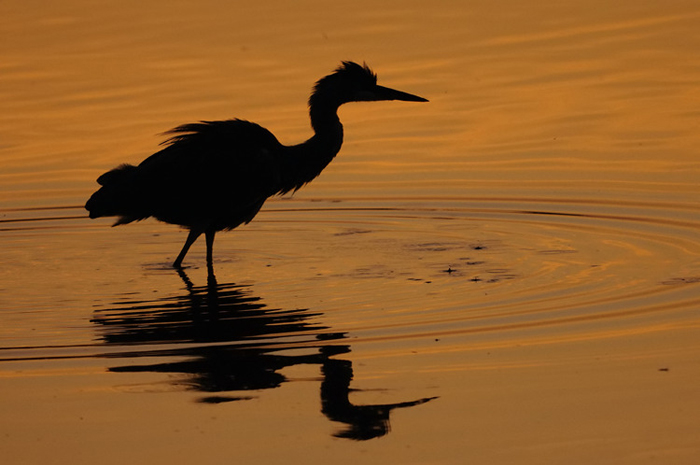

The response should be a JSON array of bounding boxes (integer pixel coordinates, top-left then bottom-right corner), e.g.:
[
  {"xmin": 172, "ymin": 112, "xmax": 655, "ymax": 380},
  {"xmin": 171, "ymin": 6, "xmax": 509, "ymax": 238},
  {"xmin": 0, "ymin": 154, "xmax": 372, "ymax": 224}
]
[{"xmin": 1, "ymin": 196, "xmax": 699, "ymax": 357}]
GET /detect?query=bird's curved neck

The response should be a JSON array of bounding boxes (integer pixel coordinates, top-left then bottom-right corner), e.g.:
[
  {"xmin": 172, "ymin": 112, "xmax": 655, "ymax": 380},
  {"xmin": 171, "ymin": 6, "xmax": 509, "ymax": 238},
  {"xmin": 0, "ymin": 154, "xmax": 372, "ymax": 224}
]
[
  {"xmin": 309, "ymin": 101, "xmax": 344, "ymax": 154},
  {"xmin": 279, "ymin": 100, "xmax": 344, "ymax": 193}
]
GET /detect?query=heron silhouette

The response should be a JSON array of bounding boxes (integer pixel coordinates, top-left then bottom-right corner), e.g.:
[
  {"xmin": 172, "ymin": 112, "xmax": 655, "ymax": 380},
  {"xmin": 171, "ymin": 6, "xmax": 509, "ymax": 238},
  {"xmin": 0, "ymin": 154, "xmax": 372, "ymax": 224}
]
[{"xmin": 85, "ymin": 61, "xmax": 427, "ymax": 269}]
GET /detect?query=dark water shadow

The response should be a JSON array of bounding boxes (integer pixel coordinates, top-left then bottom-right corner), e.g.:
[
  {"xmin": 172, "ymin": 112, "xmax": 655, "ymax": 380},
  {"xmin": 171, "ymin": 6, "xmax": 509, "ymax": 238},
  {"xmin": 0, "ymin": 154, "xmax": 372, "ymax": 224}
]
[{"xmin": 92, "ymin": 270, "xmax": 436, "ymax": 440}]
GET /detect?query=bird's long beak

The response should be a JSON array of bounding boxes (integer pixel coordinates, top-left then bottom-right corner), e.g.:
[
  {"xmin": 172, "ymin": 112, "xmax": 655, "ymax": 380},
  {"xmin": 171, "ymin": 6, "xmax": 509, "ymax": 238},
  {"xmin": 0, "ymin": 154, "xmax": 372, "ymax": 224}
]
[{"xmin": 367, "ymin": 85, "xmax": 429, "ymax": 102}]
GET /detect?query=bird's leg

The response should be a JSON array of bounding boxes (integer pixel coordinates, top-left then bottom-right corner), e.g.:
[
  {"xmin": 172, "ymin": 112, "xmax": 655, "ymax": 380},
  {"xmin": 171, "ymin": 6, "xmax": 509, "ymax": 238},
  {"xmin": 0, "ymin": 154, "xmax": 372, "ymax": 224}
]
[
  {"xmin": 205, "ymin": 230, "xmax": 216, "ymax": 270},
  {"xmin": 173, "ymin": 228, "xmax": 202, "ymax": 268}
]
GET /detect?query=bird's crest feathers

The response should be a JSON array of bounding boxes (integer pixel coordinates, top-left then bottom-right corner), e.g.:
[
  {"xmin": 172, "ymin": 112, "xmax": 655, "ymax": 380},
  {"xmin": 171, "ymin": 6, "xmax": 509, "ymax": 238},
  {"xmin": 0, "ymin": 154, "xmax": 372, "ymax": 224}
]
[
  {"xmin": 310, "ymin": 61, "xmax": 377, "ymax": 106},
  {"xmin": 335, "ymin": 61, "xmax": 377, "ymax": 83}
]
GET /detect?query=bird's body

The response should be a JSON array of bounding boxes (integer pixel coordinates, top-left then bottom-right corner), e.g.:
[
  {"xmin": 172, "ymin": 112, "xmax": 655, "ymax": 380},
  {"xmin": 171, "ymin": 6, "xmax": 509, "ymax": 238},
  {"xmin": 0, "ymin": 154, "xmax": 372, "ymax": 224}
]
[{"xmin": 86, "ymin": 61, "xmax": 427, "ymax": 269}]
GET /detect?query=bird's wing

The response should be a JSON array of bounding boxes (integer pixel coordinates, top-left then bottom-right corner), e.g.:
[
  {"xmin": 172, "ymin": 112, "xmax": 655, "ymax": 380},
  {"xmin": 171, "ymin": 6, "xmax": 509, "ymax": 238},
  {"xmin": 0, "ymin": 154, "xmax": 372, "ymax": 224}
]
[{"xmin": 133, "ymin": 119, "xmax": 285, "ymax": 228}]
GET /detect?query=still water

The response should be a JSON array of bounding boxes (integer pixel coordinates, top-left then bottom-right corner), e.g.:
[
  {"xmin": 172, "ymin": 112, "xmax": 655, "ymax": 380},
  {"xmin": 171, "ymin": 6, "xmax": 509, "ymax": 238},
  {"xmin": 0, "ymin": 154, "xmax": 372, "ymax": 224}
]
[{"xmin": 2, "ymin": 0, "xmax": 700, "ymax": 463}]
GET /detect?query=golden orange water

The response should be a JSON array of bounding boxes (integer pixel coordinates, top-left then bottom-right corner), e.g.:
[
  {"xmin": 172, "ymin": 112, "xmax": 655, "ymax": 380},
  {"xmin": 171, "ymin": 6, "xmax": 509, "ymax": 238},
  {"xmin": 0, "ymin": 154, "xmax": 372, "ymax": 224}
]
[{"xmin": 2, "ymin": 0, "xmax": 700, "ymax": 463}]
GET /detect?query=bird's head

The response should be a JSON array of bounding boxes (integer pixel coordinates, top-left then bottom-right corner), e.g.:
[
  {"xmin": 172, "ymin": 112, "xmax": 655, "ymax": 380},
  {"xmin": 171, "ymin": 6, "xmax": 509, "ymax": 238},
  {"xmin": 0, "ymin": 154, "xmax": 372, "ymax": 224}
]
[{"xmin": 310, "ymin": 61, "xmax": 428, "ymax": 108}]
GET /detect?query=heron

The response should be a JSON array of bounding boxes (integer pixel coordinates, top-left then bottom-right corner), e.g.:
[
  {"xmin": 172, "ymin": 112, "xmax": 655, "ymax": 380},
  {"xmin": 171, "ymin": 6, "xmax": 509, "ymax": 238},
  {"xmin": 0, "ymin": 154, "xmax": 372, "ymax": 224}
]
[{"xmin": 85, "ymin": 61, "xmax": 427, "ymax": 269}]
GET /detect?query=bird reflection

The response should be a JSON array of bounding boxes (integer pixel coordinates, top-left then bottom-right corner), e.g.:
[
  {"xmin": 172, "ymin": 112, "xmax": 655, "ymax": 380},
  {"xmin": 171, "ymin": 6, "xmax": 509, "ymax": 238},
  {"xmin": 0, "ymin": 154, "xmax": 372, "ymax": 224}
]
[
  {"xmin": 320, "ymin": 348, "xmax": 435, "ymax": 440},
  {"xmin": 92, "ymin": 270, "xmax": 436, "ymax": 440}
]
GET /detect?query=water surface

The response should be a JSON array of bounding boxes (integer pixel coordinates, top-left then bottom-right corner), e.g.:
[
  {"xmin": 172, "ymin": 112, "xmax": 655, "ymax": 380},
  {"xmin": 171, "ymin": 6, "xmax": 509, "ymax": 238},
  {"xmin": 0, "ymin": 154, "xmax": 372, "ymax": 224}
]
[{"xmin": 2, "ymin": 1, "xmax": 700, "ymax": 464}]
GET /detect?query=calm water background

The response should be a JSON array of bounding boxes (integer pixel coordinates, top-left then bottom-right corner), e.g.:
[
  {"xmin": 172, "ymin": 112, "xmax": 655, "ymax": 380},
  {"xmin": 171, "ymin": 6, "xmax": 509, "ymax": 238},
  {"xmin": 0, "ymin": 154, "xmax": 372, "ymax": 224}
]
[{"xmin": 2, "ymin": 0, "xmax": 700, "ymax": 463}]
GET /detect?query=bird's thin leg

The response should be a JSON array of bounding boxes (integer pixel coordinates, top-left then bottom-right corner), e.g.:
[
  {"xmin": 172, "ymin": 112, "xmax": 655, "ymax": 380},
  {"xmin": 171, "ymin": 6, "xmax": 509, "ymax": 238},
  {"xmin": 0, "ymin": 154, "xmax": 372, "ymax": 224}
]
[
  {"xmin": 205, "ymin": 230, "xmax": 216, "ymax": 268},
  {"xmin": 173, "ymin": 228, "xmax": 202, "ymax": 268}
]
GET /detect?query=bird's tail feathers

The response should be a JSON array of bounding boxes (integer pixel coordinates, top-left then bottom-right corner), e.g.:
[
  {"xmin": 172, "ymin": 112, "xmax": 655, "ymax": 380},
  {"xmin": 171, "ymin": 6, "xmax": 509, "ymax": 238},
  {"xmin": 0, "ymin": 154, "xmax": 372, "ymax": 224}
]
[{"xmin": 86, "ymin": 164, "xmax": 146, "ymax": 225}]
